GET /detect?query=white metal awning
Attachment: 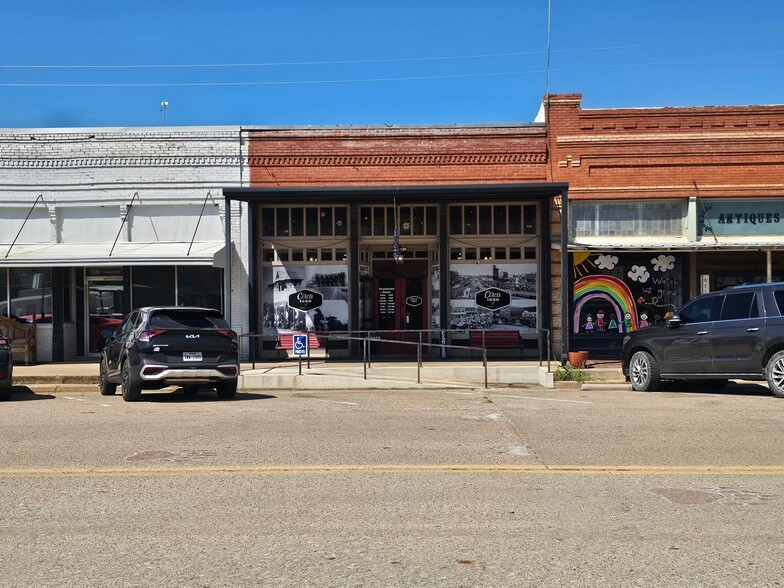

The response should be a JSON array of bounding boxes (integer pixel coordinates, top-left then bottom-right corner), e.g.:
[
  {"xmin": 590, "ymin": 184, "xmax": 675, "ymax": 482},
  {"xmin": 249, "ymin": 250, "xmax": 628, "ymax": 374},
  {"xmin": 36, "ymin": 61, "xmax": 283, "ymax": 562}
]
[
  {"xmin": 560, "ymin": 238, "xmax": 784, "ymax": 252},
  {"xmin": 0, "ymin": 241, "xmax": 226, "ymax": 267}
]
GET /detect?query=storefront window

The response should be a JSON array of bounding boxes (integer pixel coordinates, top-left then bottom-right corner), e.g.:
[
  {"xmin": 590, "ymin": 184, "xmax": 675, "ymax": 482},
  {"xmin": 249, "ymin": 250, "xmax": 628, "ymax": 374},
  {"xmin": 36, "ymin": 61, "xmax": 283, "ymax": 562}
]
[
  {"xmin": 306, "ymin": 207, "xmax": 319, "ymax": 236},
  {"xmin": 132, "ymin": 267, "xmax": 175, "ymax": 308},
  {"xmin": 10, "ymin": 268, "xmax": 52, "ymax": 322},
  {"xmin": 335, "ymin": 207, "xmax": 348, "ymax": 236},
  {"xmin": 571, "ymin": 201, "xmax": 683, "ymax": 238},
  {"xmin": 177, "ymin": 267, "xmax": 222, "ymax": 311},
  {"xmin": 291, "ymin": 208, "xmax": 304, "ymax": 236},
  {"xmin": 320, "ymin": 208, "xmax": 333, "ymax": 236},
  {"xmin": 479, "ymin": 206, "xmax": 492, "ymax": 234},
  {"xmin": 0, "ymin": 269, "xmax": 7, "ymax": 316}
]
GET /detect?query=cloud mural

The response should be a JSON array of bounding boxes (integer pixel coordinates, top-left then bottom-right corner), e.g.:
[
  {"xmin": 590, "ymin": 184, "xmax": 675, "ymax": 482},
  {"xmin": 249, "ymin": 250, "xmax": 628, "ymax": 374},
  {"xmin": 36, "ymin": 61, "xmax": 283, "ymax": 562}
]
[
  {"xmin": 651, "ymin": 254, "xmax": 676, "ymax": 272},
  {"xmin": 627, "ymin": 265, "xmax": 650, "ymax": 283},
  {"xmin": 595, "ymin": 254, "xmax": 619, "ymax": 270}
]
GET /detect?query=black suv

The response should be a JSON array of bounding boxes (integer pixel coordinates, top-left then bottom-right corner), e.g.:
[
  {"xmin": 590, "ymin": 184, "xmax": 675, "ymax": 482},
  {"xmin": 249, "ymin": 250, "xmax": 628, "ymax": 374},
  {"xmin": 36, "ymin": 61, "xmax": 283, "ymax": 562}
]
[
  {"xmin": 622, "ymin": 282, "xmax": 784, "ymax": 396},
  {"xmin": 99, "ymin": 306, "xmax": 239, "ymax": 401},
  {"xmin": 0, "ymin": 328, "xmax": 12, "ymax": 401}
]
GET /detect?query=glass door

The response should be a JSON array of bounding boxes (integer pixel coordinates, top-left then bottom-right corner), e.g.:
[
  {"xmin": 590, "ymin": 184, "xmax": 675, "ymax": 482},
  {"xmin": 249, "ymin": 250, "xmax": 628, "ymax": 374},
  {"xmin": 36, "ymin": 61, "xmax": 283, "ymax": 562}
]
[{"xmin": 86, "ymin": 277, "xmax": 124, "ymax": 355}]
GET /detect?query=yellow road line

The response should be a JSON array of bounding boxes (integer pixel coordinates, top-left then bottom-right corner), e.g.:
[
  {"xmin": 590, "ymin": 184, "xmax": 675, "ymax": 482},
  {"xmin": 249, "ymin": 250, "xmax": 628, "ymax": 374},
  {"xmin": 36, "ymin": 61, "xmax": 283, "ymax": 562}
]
[{"xmin": 2, "ymin": 464, "xmax": 784, "ymax": 478}]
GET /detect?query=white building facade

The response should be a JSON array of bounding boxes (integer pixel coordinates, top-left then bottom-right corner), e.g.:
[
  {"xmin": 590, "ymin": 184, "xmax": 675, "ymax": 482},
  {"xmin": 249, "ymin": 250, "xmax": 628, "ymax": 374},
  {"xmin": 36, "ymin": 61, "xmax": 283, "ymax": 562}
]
[{"xmin": 0, "ymin": 126, "xmax": 250, "ymax": 361}]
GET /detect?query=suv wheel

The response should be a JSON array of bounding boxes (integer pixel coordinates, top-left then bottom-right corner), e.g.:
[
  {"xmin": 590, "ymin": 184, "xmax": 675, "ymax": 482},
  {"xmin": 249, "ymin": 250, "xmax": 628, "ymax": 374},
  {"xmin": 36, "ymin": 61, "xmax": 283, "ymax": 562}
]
[
  {"xmin": 215, "ymin": 379, "xmax": 237, "ymax": 399},
  {"xmin": 0, "ymin": 387, "xmax": 10, "ymax": 401},
  {"xmin": 99, "ymin": 358, "xmax": 117, "ymax": 396},
  {"xmin": 630, "ymin": 350, "xmax": 661, "ymax": 392},
  {"xmin": 121, "ymin": 361, "xmax": 142, "ymax": 402},
  {"xmin": 766, "ymin": 351, "xmax": 784, "ymax": 398}
]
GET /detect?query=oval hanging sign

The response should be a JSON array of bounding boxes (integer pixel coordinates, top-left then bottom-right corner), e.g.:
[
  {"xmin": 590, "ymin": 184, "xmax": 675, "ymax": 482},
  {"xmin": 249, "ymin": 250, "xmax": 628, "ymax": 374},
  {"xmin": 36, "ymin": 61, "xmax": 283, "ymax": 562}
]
[
  {"xmin": 288, "ymin": 289, "xmax": 324, "ymax": 312},
  {"xmin": 475, "ymin": 287, "xmax": 511, "ymax": 311},
  {"xmin": 406, "ymin": 295, "xmax": 423, "ymax": 307}
]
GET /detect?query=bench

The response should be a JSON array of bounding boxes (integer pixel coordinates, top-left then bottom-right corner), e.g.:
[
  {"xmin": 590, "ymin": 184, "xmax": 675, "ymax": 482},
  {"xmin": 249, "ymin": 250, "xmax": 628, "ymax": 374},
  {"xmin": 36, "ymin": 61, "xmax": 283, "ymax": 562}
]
[
  {"xmin": 469, "ymin": 330, "xmax": 523, "ymax": 359},
  {"xmin": 276, "ymin": 332, "xmax": 329, "ymax": 360},
  {"xmin": 0, "ymin": 315, "xmax": 37, "ymax": 365}
]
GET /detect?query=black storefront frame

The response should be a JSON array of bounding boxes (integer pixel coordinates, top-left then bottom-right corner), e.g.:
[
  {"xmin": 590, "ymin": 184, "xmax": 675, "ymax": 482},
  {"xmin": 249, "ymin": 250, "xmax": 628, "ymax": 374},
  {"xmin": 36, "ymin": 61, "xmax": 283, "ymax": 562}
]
[{"xmin": 224, "ymin": 183, "xmax": 570, "ymax": 361}]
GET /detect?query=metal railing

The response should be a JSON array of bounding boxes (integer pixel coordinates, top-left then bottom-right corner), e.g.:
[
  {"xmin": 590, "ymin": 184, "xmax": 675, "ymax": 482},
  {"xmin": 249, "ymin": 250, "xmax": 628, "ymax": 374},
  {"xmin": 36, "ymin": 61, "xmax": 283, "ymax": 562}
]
[{"xmin": 238, "ymin": 328, "xmax": 552, "ymax": 387}]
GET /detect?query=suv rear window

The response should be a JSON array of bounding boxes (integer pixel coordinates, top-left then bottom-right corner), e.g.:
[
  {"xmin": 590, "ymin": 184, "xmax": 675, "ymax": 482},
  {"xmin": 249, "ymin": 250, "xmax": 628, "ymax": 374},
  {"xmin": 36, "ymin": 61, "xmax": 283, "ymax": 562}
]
[
  {"xmin": 720, "ymin": 292, "xmax": 759, "ymax": 321},
  {"xmin": 149, "ymin": 310, "xmax": 229, "ymax": 329},
  {"xmin": 774, "ymin": 291, "xmax": 784, "ymax": 316}
]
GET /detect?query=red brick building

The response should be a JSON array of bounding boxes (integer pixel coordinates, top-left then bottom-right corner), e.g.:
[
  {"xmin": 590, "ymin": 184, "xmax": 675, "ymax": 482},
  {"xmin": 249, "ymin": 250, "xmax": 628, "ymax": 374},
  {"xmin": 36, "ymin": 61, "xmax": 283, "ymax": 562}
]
[
  {"xmin": 226, "ymin": 94, "xmax": 784, "ymax": 361},
  {"xmin": 228, "ymin": 124, "xmax": 568, "ymax": 360},
  {"xmin": 547, "ymin": 94, "xmax": 784, "ymax": 357}
]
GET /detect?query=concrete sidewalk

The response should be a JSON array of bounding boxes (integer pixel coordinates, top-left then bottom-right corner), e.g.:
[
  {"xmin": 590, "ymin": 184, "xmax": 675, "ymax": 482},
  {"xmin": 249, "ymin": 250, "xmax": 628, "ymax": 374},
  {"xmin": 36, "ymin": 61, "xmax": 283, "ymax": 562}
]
[{"xmin": 9, "ymin": 358, "xmax": 626, "ymax": 393}]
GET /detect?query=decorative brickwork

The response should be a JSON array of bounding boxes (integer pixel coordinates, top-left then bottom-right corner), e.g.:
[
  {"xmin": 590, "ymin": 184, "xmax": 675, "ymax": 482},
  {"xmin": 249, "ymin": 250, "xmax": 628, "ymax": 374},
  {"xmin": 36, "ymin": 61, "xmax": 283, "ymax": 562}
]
[
  {"xmin": 247, "ymin": 126, "xmax": 547, "ymax": 186},
  {"xmin": 546, "ymin": 94, "xmax": 784, "ymax": 199}
]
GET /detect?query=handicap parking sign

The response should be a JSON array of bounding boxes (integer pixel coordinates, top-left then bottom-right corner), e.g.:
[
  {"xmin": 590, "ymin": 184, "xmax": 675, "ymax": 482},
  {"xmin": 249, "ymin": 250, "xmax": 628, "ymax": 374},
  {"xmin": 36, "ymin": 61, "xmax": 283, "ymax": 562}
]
[{"xmin": 293, "ymin": 334, "xmax": 308, "ymax": 356}]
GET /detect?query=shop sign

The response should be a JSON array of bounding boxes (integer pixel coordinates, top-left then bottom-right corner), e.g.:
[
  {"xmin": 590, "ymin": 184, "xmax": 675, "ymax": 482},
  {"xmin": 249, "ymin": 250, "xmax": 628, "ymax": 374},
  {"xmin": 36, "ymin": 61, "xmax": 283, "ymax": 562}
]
[
  {"xmin": 475, "ymin": 287, "xmax": 511, "ymax": 311},
  {"xmin": 288, "ymin": 289, "xmax": 323, "ymax": 312},
  {"xmin": 406, "ymin": 295, "xmax": 423, "ymax": 307},
  {"xmin": 700, "ymin": 200, "xmax": 784, "ymax": 237}
]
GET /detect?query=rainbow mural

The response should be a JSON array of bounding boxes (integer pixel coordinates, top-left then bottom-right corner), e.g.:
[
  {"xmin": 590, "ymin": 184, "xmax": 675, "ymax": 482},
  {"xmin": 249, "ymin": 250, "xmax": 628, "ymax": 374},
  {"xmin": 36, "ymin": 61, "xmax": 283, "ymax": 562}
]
[{"xmin": 573, "ymin": 275, "xmax": 638, "ymax": 334}]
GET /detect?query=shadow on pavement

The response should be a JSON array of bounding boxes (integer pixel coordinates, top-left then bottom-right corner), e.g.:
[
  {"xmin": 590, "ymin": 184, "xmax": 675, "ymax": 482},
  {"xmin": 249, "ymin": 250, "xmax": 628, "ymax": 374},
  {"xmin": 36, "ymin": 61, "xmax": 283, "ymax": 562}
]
[
  {"xmin": 7, "ymin": 386, "xmax": 56, "ymax": 401},
  {"xmin": 136, "ymin": 389, "xmax": 277, "ymax": 403},
  {"xmin": 655, "ymin": 381, "xmax": 773, "ymax": 397}
]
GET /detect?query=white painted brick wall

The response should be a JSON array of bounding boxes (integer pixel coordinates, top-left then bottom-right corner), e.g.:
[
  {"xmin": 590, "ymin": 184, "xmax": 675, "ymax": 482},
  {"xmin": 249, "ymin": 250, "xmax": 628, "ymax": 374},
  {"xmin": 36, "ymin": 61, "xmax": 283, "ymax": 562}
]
[{"xmin": 0, "ymin": 125, "xmax": 252, "ymax": 359}]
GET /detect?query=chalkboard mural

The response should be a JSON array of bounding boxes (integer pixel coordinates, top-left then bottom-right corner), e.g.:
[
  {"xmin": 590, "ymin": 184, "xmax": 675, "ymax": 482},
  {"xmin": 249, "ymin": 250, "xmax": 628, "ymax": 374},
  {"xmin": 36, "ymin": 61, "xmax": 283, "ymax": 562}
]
[{"xmin": 570, "ymin": 252, "xmax": 687, "ymax": 358}]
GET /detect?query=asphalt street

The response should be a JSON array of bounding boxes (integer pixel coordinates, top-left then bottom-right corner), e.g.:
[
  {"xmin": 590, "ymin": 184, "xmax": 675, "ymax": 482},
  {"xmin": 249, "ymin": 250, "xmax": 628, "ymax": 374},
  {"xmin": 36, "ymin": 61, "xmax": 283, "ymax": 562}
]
[{"xmin": 2, "ymin": 383, "xmax": 783, "ymax": 587}]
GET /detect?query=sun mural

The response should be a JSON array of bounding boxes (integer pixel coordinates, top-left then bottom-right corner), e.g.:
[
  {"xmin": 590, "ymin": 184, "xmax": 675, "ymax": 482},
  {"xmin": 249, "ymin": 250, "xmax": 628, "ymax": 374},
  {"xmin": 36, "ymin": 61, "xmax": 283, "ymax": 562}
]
[{"xmin": 572, "ymin": 252, "xmax": 595, "ymax": 278}]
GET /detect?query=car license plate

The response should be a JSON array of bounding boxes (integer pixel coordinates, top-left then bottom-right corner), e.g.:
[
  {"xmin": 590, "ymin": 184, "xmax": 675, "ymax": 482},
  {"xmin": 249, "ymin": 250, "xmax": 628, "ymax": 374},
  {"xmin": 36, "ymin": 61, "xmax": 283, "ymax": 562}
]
[{"xmin": 183, "ymin": 352, "xmax": 202, "ymax": 362}]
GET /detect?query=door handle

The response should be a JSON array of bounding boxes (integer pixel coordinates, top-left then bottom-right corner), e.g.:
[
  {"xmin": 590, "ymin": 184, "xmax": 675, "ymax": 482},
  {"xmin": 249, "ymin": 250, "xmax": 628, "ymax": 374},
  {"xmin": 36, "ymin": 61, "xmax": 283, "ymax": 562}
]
[
  {"xmin": 696, "ymin": 331, "xmax": 708, "ymax": 335},
  {"xmin": 747, "ymin": 327, "xmax": 759, "ymax": 332}
]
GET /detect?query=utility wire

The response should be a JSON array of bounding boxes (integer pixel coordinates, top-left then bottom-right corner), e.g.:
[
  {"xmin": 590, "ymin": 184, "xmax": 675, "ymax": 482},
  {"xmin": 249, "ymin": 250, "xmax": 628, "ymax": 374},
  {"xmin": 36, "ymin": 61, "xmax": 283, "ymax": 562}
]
[
  {"xmin": 0, "ymin": 33, "xmax": 781, "ymax": 70},
  {"xmin": 0, "ymin": 50, "xmax": 781, "ymax": 88}
]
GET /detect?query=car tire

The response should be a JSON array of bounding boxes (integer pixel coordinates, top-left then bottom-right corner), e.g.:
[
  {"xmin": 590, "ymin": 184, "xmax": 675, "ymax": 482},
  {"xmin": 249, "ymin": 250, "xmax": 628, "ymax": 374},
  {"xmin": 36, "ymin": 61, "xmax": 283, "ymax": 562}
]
[
  {"xmin": 766, "ymin": 351, "xmax": 784, "ymax": 398},
  {"xmin": 121, "ymin": 361, "xmax": 142, "ymax": 402},
  {"xmin": 0, "ymin": 386, "xmax": 10, "ymax": 401},
  {"xmin": 215, "ymin": 379, "xmax": 237, "ymax": 399},
  {"xmin": 99, "ymin": 358, "xmax": 117, "ymax": 396},
  {"xmin": 629, "ymin": 350, "xmax": 661, "ymax": 392}
]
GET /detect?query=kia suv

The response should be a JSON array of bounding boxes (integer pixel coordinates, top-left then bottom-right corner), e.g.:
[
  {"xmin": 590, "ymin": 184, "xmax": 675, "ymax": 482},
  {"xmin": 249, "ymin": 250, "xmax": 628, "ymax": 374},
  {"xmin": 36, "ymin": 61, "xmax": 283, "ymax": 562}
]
[
  {"xmin": 622, "ymin": 282, "xmax": 784, "ymax": 396},
  {"xmin": 99, "ymin": 306, "xmax": 239, "ymax": 401}
]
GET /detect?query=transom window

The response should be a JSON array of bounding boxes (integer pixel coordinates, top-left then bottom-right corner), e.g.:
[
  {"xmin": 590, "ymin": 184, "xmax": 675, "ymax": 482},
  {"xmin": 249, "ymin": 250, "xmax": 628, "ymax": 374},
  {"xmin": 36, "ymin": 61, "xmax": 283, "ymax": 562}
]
[
  {"xmin": 261, "ymin": 206, "xmax": 348, "ymax": 238},
  {"xmin": 360, "ymin": 205, "xmax": 438, "ymax": 237},
  {"xmin": 449, "ymin": 204, "xmax": 537, "ymax": 236},
  {"xmin": 571, "ymin": 201, "xmax": 683, "ymax": 238}
]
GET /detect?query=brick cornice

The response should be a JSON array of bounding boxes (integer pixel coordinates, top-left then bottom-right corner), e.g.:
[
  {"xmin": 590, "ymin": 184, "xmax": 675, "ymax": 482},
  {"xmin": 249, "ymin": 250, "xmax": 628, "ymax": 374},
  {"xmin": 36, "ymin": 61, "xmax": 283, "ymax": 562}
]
[
  {"xmin": 0, "ymin": 156, "xmax": 243, "ymax": 169},
  {"xmin": 251, "ymin": 153, "xmax": 546, "ymax": 167}
]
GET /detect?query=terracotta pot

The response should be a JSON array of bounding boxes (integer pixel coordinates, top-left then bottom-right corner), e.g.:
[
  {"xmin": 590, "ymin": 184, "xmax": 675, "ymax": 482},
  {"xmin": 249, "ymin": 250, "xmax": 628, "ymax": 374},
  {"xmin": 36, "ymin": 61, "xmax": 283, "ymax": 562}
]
[{"xmin": 567, "ymin": 350, "xmax": 589, "ymax": 368}]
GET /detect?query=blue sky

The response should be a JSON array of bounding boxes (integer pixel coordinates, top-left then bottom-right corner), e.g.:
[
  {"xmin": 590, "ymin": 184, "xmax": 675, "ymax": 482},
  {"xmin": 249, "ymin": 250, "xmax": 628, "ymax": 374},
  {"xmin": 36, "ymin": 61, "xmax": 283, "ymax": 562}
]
[{"xmin": 1, "ymin": 1, "xmax": 782, "ymax": 128}]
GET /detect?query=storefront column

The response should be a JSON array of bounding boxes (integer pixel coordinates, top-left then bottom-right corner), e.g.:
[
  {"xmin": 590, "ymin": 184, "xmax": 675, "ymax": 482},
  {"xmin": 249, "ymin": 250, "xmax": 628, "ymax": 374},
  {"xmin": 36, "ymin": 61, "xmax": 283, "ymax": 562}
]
[
  {"xmin": 767, "ymin": 249, "xmax": 773, "ymax": 283},
  {"xmin": 349, "ymin": 203, "xmax": 360, "ymax": 334},
  {"xmin": 439, "ymin": 202, "xmax": 449, "ymax": 331}
]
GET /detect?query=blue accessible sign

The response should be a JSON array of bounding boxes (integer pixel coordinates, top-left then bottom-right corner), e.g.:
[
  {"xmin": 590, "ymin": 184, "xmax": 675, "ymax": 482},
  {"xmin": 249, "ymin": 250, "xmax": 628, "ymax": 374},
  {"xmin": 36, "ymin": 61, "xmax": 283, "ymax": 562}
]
[{"xmin": 293, "ymin": 334, "xmax": 308, "ymax": 357}]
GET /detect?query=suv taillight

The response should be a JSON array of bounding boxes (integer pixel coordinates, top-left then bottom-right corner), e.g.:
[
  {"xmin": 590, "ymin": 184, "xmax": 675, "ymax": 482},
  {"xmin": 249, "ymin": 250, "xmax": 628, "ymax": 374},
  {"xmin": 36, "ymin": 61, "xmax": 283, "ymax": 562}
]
[
  {"xmin": 137, "ymin": 330, "xmax": 165, "ymax": 343},
  {"xmin": 217, "ymin": 329, "xmax": 238, "ymax": 343},
  {"xmin": 0, "ymin": 337, "xmax": 8, "ymax": 350}
]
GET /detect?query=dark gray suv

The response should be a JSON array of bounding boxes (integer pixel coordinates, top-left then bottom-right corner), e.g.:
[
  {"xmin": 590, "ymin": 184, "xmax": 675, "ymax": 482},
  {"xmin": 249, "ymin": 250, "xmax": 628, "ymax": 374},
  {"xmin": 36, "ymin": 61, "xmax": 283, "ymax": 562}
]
[
  {"xmin": 99, "ymin": 306, "xmax": 239, "ymax": 401},
  {"xmin": 622, "ymin": 282, "xmax": 784, "ymax": 396}
]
